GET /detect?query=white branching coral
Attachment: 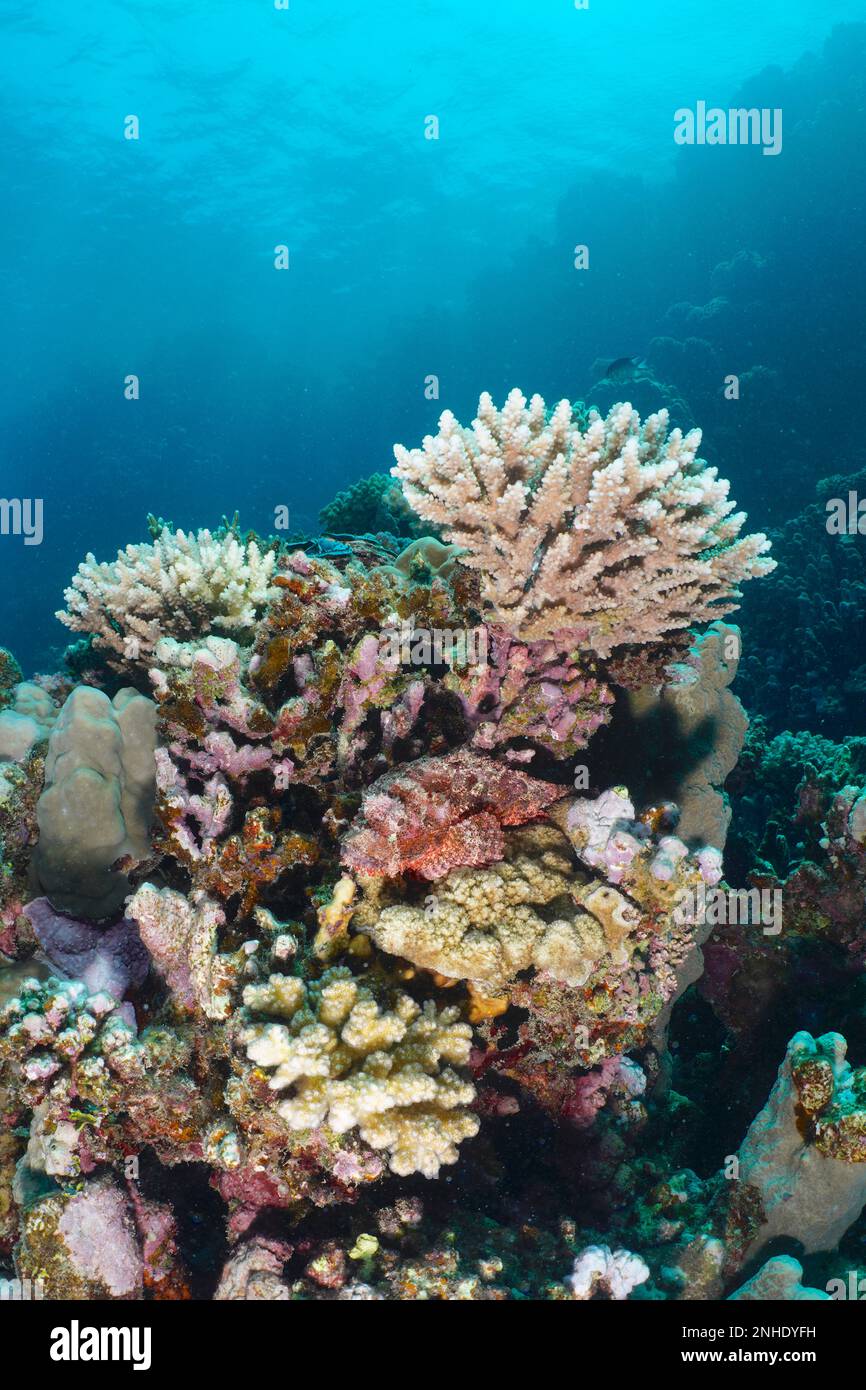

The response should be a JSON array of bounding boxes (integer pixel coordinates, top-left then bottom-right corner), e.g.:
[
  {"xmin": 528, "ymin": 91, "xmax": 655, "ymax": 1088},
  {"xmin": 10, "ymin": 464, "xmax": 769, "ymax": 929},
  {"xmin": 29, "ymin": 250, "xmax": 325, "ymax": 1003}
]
[
  {"xmin": 241, "ymin": 967, "xmax": 479, "ymax": 1178},
  {"xmin": 566, "ymin": 1245, "xmax": 650, "ymax": 1300},
  {"xmin": 393, "ymin": 390, "xmax": 774, "ymax": 655},
  {"xmin": 57, "ymin": 527, "xmax": 277, "ymax": 672}
]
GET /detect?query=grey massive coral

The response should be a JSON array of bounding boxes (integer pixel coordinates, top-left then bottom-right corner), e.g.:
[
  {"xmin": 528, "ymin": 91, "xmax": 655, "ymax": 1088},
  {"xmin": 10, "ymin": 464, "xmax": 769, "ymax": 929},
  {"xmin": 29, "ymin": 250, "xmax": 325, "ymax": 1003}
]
[{"xmin": 393, "ymin": 390, "xmax": 774, "ymax": 656}]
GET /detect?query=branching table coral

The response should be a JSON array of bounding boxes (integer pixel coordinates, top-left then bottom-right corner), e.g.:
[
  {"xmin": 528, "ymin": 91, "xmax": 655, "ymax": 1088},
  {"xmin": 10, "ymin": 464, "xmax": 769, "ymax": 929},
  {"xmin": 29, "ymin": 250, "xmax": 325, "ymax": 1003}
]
[{"xmin": 393, "ymin": 390, "xmax": 774, "ymax": 654}]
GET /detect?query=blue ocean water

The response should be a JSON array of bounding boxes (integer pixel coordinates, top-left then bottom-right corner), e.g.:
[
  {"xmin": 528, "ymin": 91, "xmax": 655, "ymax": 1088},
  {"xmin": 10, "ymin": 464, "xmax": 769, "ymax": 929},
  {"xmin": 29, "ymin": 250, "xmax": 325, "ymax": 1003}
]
[{"xmin": 1, "ymin": 0, "xmax": 864, "ymax": 672}]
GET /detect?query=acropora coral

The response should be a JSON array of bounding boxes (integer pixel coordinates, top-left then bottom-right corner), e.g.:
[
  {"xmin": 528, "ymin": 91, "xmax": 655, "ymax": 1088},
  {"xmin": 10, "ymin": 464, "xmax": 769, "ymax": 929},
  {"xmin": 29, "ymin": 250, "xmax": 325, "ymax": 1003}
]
[{"xmin": 393, "ymin": 390, "xmax": 774, "ymax": 654}]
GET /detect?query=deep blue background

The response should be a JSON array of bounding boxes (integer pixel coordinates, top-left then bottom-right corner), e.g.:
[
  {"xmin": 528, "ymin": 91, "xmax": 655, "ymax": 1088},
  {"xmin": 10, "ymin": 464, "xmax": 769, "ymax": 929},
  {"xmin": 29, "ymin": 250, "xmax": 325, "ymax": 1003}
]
[{"xmin": 1, "ymin": 0, "xmax": 864, "ymax": 671}]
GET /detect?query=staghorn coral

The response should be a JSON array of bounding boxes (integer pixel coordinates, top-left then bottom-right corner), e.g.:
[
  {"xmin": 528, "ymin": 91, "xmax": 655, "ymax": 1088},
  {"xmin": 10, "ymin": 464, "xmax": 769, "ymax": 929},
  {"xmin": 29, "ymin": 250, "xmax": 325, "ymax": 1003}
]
[
  {"xmin": 149, "ymin": 635, "xmax": 320, "ymax": 912},
  {"xmin": 393, "ymin": 390, "xmax": 774, "ymax": 655},
  {"xmin": 238, "ymin": 965, "xmax": 479, "ymax": 1178},
  {"xmin": 248, "ymin": 544, "xmax": 474, "ymax": 774},
  {"xmin": 57, "ymin": 525, "xmax": 278, "ymax": 675}
]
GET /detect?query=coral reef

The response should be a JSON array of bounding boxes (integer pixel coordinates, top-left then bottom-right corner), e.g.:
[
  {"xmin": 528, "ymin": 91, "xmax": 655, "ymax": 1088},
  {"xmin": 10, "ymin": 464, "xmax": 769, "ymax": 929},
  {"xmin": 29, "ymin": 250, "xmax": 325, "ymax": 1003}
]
[{"xmin": 0, "ymin": 389, "xmax": 800, "ymax": 1304}]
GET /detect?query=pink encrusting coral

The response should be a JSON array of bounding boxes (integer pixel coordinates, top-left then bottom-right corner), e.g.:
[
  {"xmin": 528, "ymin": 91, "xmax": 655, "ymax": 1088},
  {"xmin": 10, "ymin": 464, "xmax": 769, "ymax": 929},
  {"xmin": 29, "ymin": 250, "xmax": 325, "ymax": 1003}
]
[
  {"xmin": 341, "ymin": 748, "xmax": 569, "ymax": 879},
  {"xmin": 393, "ymin": 390, "xmax": 775, "ymax": 655},
  {"xmin": 447, "ymin": 626, "xmax": 615, "ymax": 756}
]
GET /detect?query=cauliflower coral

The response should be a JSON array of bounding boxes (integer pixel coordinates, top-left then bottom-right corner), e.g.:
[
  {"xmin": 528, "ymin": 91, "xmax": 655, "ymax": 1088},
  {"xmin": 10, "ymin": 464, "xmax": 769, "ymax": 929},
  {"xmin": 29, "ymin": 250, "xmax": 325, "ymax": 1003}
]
[
  {"xmin": 240, "ymin": 967, "xmax": 479, "ymax": 1178},
  {"xmin": 57, "ymin": 526, "xmax": 277, "ymax": 672}
]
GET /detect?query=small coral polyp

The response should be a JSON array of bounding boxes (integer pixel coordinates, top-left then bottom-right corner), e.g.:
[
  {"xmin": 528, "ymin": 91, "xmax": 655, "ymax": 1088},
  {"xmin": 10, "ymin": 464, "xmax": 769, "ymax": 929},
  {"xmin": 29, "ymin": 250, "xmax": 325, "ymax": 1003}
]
[{"xmin": 5, "ymin": 389, "xmax": 833, "ymax": 1302}]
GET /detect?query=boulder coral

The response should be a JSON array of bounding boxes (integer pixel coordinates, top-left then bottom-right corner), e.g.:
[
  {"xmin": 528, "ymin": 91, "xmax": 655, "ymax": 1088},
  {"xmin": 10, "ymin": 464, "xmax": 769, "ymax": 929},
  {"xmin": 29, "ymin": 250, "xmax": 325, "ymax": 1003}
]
[{"xmin": 33, "ymin": 686, "xmax": 157, "ymax": 919}]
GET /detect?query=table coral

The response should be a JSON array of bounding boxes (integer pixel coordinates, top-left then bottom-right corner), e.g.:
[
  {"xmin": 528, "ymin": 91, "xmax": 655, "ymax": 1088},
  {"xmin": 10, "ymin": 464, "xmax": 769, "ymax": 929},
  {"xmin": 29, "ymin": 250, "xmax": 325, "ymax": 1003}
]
[{"xmin": 393, "ymin": 390, "xmax": 774, "ymax": 654}]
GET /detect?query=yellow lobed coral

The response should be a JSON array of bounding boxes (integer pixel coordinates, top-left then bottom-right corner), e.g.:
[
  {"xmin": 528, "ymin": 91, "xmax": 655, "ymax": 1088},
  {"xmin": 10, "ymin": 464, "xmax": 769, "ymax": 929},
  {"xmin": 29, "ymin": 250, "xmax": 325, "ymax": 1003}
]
[
  {"xmin": 241, "ymin": 967, "xmax": 479, "ymax": 1179},
  {"xmin": 355, "ymin": 824, "xmax": 624, "ymax": 992},
  {"xmin": 354, "ymin": 819, "xmax": 708, "ymax": 1000}
]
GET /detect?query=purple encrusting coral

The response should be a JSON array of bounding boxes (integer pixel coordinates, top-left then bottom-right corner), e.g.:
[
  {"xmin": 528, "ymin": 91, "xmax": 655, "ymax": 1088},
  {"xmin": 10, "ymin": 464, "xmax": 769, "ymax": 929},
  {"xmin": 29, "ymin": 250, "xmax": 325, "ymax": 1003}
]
[
  {"xmin": 6, "ymin": 389, "xmax": 862, "ymax": 1307},
  {"xmin": 23, "ymin": 898, "xmax": 150, "ymax": 1000}
]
